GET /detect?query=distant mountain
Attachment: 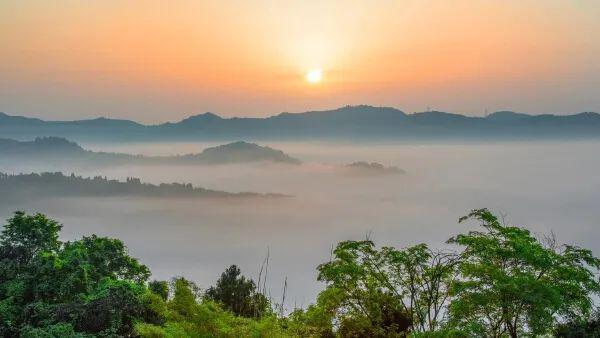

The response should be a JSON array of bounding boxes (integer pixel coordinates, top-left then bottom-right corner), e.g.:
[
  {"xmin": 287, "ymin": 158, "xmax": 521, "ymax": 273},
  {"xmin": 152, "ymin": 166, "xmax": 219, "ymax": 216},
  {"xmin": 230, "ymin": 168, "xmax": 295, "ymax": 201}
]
[
  {"xmin": 0, "ymin": 112, "xmax": 143, "ymax": 128},
  {"xmin": 1, "ymin": 105, "xmax": 599, "ymax": 141},
  {"xmin": 0, "ymin": 137, "xmax": 301, "ymax": 166},
  {"xmin": 0, "ymin": 172, "xmax": 287, "ymax": 201},
  {"xmin": 485, "ymin": 111, "xmax": 531, "ymax": 122},
  {"xmin": 180, "ymin": 141, "xmax": 301, "ymax": 164},
  {"xmin": 341, "ymin": 162, "xmax": 406, "ymax": 177},
  {"xmin": 0, "ymin": 112, "xmax": 45, "ymax": 126},
  {"xmin": 0, "ymin": 137, "xmax": 84, "ymax": 155}
]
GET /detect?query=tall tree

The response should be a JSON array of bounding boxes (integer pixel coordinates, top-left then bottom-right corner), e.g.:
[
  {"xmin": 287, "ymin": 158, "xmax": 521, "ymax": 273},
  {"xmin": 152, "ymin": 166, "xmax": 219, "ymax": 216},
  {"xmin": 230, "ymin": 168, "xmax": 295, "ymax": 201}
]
[
  {"xmin": 205, "ymin": 265, "xmax": 269, "ymax": 318},
  {"xmin": 149, "ymin": 280, "xmax": 169, "ymax": 301},
  {"xmin": 0, "ymin": 211, "xmax": 61, "ymax": 271},
  {"xmin": 0, "ymin": 212, "xmax": 63, "ymax": 336},
  {"xmin": 448, "ymin": 208, "xmax": 600, "ymax": 337},
  {"xmin": 317, "ymin": 240, "xmax": 456, "ymax": 334}
]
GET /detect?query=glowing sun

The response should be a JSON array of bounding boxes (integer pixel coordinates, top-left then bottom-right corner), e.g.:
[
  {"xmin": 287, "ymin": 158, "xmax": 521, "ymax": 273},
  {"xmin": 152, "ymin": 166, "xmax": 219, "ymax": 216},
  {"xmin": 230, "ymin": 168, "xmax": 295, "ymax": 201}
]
[{"xmin": 305, "ymin": 69, "xmax": 323, "ymax": 84}]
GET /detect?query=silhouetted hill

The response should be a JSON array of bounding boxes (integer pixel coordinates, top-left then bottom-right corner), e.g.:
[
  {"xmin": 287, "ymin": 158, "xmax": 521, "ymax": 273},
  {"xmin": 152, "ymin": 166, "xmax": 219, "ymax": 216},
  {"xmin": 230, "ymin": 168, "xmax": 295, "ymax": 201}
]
[
  {"xmin": 66, "ymin": 116, "xmax": 143, "ymax": 128},
  {"xmin": 410, "ymin": 111, "xmax": 469, "ymax": 122},
  {"xmin": 0, "ymin": 112, "xmax": 142, "ymax": 128},
  {"xmin": 180, "ymin": 141, "xmax": 301, "ymax": 164},
  {"xmin": 273, "ymin": 105, "xmax": 406, "ymax": 122},
  {"xmin": 341, "ymin": 162, "xmax": 406, "ymax": 177},
  {"xmin": 0, "ymin": 137, "xmax": 84, "ymax": 155},
  {"xmin": 0, "ymin": 138, "xmax": 301, "ymax": 166},
  {"xmin": 0, "ymin": 172, "xmax": 287, "ymax": 200},
  {"xmin": 179, "ymin": 112, "xmax": 223, "ymax": 124},
  {"xmin": 161, "ymin": 112, "xmax": 223, "ymax": 132},
  {"xmin": 0, "ymin": 112, "xmax": 45, "ymax": 126},
  {"xmin": 1, "ymin": 105, "xmax": 599, "ymax": 141},
  {"xmin": 485, "ymin": 111, "xmax": 531, "ymax": 122}
]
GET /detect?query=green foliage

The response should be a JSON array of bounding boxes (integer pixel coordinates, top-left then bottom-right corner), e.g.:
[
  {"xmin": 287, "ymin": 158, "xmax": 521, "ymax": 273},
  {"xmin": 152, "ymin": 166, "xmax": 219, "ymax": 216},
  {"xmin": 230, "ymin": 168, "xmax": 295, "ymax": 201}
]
[
  {"xmin": 169, "ymin": 277, "xmax": 201, "ymax": 320},
  {"xmin": 67, "ymin": 279, "xmax": 158, "ymax": 336},
  {"xmin": 62, "ymin": 235, "xmax": 150, "ymax": 284},
  {"xmin": 32, "ymin": 235, "xmax": 150, "ymax": 304},
  {"xmin": 2, "ymin": 209, "xmax": 599, "ymax": 337},
  {"xmin": 0, "ymin": 211, "xmax": 156, "ymax": 336},
  {"xmin": 149, "ymin": 280, "xmax": 170, "ymax": 301},
  {"xmin": 554, "ymin": 308, "xmax": 600, "ymax": 337},
  {"xmin": 205, "ymin": 265, "xmax": 269, "ymax": 318},
  {"xmin": 0, "ymin": 212, "xmax": 63, "ymax": 336},
  {"xmin": 19, "ymin": 323, "xmax": 81, "ymax": 338},
  {"xmin": 317, "ymin": 241, "xmax": 413, "ymax": 335},
  {"xmin": 283, "ymin": 302, "xmax": 335, "ymax": 337},
  {"xmin": 448, "ymin": 208, "xmax": 600, "ymax": 337},
  {"xmin": 316, "ymin": 240, "xmax": 456, "ymax": 335},
  {"xmin": 0, "ymin": 211, "xmax": 62, "ymax": 259},
  {"xmin": 136, "ymin": 277, "xmax": 288, "ymax": 337}
]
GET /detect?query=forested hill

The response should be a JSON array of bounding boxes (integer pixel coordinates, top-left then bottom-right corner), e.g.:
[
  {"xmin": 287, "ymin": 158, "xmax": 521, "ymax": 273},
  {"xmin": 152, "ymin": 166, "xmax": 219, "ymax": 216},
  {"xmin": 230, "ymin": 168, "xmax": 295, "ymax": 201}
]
[
  {"xmin": 1, "ymin": 105, "xmax": 599, "ymax": 141},
  {"xmin": 0, "ymin": 137, "xmax": 301, "ymax": 165},
  {"xmin": 0, "ymin": 172, "xmax": 288, "ymax": 200}
]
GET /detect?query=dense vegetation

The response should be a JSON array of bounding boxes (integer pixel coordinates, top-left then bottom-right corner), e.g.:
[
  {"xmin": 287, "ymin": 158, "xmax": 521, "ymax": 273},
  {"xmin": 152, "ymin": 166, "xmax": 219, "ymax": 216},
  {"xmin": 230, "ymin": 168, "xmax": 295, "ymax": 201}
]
[
  {"xmin": 1, "ymin": 209, "xmax": 598, "ymax": 337},
  {"xmin": 0, "ymin": 172, "xmax": 285, "ymax": 201}
]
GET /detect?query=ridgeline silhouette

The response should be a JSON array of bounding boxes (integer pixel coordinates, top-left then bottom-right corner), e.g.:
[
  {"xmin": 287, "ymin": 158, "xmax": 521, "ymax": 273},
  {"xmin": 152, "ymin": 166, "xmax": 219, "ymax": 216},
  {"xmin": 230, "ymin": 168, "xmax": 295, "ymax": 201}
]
[
  {"xmin": 1, "ymin": 105, "xmax": 599, "ymax": 141},
  {"xmin": 0, "ymin": 137, "xmax": 301, "ymax": 166}
]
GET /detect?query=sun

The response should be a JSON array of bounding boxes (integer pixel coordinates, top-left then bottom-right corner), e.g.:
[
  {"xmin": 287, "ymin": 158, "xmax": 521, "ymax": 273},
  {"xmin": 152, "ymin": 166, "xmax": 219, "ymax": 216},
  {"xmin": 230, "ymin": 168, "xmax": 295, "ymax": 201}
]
[{"xmin": 305, "ymin": 69, "xmax": 323, "ymax": 84}]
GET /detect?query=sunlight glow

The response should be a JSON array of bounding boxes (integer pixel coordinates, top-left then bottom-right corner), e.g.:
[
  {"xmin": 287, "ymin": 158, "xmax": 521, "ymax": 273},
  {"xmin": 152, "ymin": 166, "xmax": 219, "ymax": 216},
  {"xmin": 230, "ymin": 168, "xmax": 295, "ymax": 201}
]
[{"xmin": 305, "ymin": 69, "xmax": 323, "ymax": 84}]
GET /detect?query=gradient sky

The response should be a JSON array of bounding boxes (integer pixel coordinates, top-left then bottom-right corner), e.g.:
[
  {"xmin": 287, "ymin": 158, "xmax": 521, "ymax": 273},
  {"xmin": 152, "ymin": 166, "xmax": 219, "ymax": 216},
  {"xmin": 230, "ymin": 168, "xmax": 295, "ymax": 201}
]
[{"xmin": 1, "ymin": 0, "xmax": 599, "ymax": 122}]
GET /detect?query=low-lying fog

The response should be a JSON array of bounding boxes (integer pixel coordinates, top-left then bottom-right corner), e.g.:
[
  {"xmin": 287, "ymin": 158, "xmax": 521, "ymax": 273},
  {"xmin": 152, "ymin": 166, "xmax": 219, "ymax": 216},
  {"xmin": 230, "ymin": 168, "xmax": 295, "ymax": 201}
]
[{"xmin": 1, "ymin": 141, "xmax": 599, "ymax": 310}]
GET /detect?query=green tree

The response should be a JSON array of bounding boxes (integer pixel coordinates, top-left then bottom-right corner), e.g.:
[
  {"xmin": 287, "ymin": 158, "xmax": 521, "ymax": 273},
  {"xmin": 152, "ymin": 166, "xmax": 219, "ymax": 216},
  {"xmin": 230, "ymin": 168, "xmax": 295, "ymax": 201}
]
[
  {"xmin": 380, "ymin": 243, "xmax": 458, "ymax": 332},
  {"xmin": 0, "ymin": 211, "xmax": 157, "ymax": 336},
  {"xmin": 554, "ymin": 308, "xmax": 600, "ymax": 337},
  {"xmin": 0, "ymin": 211, "xmax": 62, "ymax": 266},
  {"xmin": 448, "ymin": 208, "xmax": 600, "ymax": 337},
  {"xmin": 137, "ymin": 276, "xmax": 287, "ymax": 337},
  {"xmin": 33, "ymin": 235, "xmax": 150, "ymax": 303},
  {"xmin": 0, "ymin": 212, "xmax": 63, "ymax": 336},
  {"xmin": 285, "ymin": 301, "xmax": 336, "ymax": 337},
  {"xmin": 149, "ymin": 280, "xmax": 169, "ymax": 301},
  {"xmin": 68, "ymin": 279, "xmax": 158, "ymax": 336},
  {"xmin": 317, "ymin": 240, "xmax": 455, "ymax": 335},
  {"xmin": 169, "ymin": 277, "xmax": 200, "ymax": 319},
  {"xmin": 205, "ymin": 265, "xmax": 269, "ymax": 318},
  {"xmin": 19, "ymin": 322, "xmax": 78, "ymax": 338}
]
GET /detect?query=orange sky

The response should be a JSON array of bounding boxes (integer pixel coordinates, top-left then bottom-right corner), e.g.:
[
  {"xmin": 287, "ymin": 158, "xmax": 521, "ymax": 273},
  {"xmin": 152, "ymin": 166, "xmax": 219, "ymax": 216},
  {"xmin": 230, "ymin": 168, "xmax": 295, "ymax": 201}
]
[{"xmin": 1, "ymin": 0, "xmax": 599, "ymax": 122}]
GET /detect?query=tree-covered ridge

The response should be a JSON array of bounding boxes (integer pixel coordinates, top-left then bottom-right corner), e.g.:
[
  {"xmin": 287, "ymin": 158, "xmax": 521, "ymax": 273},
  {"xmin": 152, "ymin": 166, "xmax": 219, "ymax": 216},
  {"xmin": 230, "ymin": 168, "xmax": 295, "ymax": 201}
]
[
  {"xmin": 0, "ymin": 137, "xmax": 302, "ymax": 165},
  {"xmin": 0, "ymin": 137, "xmax": 85, "ymax": 155},
  {"xmin": 0, "ymin": 210, "xmax": 598, "ymax": 337},
  {"xmin": 0, "ymin": 172, "xmax": 288, "ymax": 201}
]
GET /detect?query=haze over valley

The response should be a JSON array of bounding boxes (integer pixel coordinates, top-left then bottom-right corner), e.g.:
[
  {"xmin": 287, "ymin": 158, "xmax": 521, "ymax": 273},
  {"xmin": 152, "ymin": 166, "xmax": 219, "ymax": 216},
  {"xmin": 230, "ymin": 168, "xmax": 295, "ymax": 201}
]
[{"xmin": 2, "ymin": 138, "xmax": 599, "ymax": 307}]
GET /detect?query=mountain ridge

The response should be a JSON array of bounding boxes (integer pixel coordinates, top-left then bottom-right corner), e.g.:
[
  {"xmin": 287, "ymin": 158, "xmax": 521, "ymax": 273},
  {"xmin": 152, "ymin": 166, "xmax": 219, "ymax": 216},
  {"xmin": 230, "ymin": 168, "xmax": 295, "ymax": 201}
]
[{"xmin": 1, "ymin": 105, "xmax": 598, "ymax": 141}]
